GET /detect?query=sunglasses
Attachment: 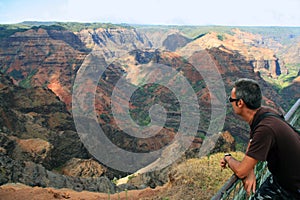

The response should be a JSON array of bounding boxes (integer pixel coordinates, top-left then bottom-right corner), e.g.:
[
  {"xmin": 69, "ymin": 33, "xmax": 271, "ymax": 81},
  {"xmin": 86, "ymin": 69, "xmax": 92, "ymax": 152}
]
[{"xmin": 228, "ymin": 96, "xmax": 240, "ymax": 102}]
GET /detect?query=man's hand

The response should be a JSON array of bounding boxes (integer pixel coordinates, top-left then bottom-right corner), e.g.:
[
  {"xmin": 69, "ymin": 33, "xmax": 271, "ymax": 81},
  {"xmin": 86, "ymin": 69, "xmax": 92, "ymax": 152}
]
[
  {"xmin": 220, "ymin": 157, "xmax": 227, "ymax": 169},
  {"xmin": 220, "ymin": 153, "xmax": 231, "ymax": 169},
  {"xmin": 242, "ymin": 169, "xmax": 256, "ymax": 196}
]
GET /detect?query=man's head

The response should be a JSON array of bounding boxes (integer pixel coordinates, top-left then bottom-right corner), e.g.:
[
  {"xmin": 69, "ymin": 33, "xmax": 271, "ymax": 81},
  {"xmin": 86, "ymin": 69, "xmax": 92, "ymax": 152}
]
[{"xmin": 231, "ymin": 78, "xmax": 262, "ymax": 110}]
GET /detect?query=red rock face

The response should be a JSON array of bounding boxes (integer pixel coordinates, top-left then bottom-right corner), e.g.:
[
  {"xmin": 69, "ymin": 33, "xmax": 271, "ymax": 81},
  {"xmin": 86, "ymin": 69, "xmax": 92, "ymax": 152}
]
[
  {"xmin": 0, "ymin": 28, "xmax": 87, "ymax": 110},
  {"xmin": 179, "ymin": 30, "xmax": 291, "ymax": 78},
  {"xmin": 0, "ymin": 26, "xmax": 290, "ymax": 146},
  {"xmin": 0, "ymin": 25, "xmax": 296, "ymax": 155},
  {"xmin": 0, "ymin": 26, "xmax": 295, "ymax": 110}
]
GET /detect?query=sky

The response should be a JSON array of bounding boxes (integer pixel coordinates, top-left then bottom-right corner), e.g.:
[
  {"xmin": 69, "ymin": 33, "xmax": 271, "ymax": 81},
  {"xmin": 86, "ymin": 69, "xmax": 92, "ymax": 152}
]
[{"xmin": 0, "ymin": 0, "xmax": 299, "ymax": 26}]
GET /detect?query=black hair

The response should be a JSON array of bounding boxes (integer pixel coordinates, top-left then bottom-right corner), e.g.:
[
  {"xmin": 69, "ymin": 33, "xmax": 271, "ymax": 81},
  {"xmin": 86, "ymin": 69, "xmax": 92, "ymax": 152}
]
[{"xmin": 234, "ymin": 78, "xmax": 262, "ymax": 109}]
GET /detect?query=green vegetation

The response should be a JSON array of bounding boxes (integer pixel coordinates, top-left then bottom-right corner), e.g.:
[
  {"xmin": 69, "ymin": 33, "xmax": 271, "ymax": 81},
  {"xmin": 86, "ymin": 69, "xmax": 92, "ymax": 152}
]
[
  {"xmin": 19, "ymin": 69, "xmax": 38, "ymax": 88},
  {"xmin": 135, "ymin": 25, "xmax": 237, "ymax": 39},
  {"xmin": 20, "ymin": 21, "xmax": 57, "ymax": 26},
  {"xmin": 100, "ymin": 113, "xmax": 111, "ymax": 123},
  {"xmin": 135, "ymin": 25, "xmax": 300, "ymax": 46},
  {"xmin": 31, "ymin": 24, "xmax": 67, "ymax": 31},
  {"xmin": 1, "ymin": 22, "xmax": 300, "ymax": 45},
  {"xmin": 127, "ymin": 174, "xmax": 136, "ymax": 180},
  {"xmin": 234, "ymin": 137, "xmax": 248, "ymax": 152},
  {"xmin": 0, "ymin": 65, "xmax": 10, "ymax": 74},
  {"xmin": 0, "ymin": 24, "xmax": 30, "ymax": 40},
  {"xmin": 217, "ymin": 34, "xmax": 225, "ymax": 41},
  {"xmin": 0, "ymin": 21, "xmax": 134, "ymax": 41},
  {"xmin": 8, "ymin": 69, "xmax": 24, "ymax": 80},
  {"xmin": 54, "ymin": 22, "xmax": 133, "ymax": 32},
  {"xmin": 263, "ymin": 64, "xmax": 299, "ymax": 91},
  {"xmin": 238, "ymin": 26, "xmax": 300, "ymax": 45},
  {"xmin": 0, "ymin": 167, "xmax": 6, "ymax": 176}
]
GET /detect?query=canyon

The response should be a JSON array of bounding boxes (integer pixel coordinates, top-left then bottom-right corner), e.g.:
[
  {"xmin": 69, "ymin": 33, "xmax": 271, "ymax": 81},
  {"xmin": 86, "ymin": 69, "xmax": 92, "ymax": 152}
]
[{"xmin": 0, "ymin": 22, "xmax": 299, "ymax": 199}]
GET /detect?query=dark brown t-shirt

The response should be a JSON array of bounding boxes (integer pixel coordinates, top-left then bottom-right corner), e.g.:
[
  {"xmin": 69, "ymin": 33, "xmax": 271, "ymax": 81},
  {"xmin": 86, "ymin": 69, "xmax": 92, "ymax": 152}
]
[{"xmin": 246, "ymin": 107, "xmax": 300, "ymax": 198}]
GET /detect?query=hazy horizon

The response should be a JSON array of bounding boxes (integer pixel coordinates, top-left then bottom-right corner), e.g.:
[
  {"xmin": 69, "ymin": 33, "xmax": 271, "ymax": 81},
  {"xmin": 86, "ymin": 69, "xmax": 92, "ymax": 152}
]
[{"xmin": 0, "ymin": 0, "xmax": 300, "ymax": 27}]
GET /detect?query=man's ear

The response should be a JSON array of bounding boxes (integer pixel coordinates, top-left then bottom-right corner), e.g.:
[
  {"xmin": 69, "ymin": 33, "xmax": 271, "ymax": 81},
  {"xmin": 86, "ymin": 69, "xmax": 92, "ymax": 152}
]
[{"xmin": 236, "ymin": 99, "xmax": 243, "ymax": 107}]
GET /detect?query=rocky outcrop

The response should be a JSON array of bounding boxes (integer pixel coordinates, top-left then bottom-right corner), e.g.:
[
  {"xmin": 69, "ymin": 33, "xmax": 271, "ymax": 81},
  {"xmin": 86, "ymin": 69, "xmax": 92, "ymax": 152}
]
[
  {"xmin": 0, "ymin": 153, "xmax": 116, "ymax": 193},
  {"xmin": 0, "ymin": 133, "xmax": 15, "ymax": 155},
  {"xmin": 76, "ymin": 27, "xmax": 153, "ymax": 61},
  {"xmin": 178, "ymin": 30, "xmax": 288, "ymax": 78},
  {"xmin": 279, "ymin": 36, "xmax": 300, "ymax": 64},
  {"xmin": 250, "ymin": 58, "xmax": 283, "ymax": 78},
  {"xmin": 138, "ymin": 28, "xmax": 175, "ymax": 48},
  {"xmin": 61, "ymin": 158, "xmax": 107, "ymax": 178},
  {"xmin": 0, "ymin": 28, "xmax": 87, "ymax": 109},
  {"xmin": 127, "ymin": 167, "xmax": 170, "ymax": 189},
  {"xmin": 119, "ymin": 130, "xmax": 235, "ymax": 190},
  {"xmin": 0, "ymin": 73, "xmax": 74, "ymax": 138},
  {"xmin": 162, "ymin": 32, "xmax": 192, "ymax": 51},
  {"xmin": 0, "ymin": 74, "xmax": 93, "ymax": 163},
  {"xmin": 0, "ymin": 26, "xmax": 154, "ymax": 111},
  {"xmin": 199, "ymin": 131, "xmax": 236, "ymax": 156},
  {"xmin": 12, "ymin": 138, "xmax": 52, "ymax": 164},
  {"xmin": 0, "ymin": 73, "xmax": 120, "ymax": 191},
  {"xmin": 281, "ymin": 77, "xmax": 300, "ymax": 105},
  {"xmin": 44, "ymin": 130, "xmax": 90, "ymax": 170}
]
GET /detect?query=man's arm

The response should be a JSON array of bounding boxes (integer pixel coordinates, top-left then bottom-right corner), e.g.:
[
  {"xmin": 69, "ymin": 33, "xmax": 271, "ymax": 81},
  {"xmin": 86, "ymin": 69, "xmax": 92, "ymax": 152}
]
[
  {"xmin": 242, "ymin": 168, "xmax": 256, "ymax": 195},
  {"xmin": 220, "ymin": 154, "xmax": 258, "ymax": 195},
  {"xmin": 224, "ymin": 154, "xmax": 257, "ymax": 179}
]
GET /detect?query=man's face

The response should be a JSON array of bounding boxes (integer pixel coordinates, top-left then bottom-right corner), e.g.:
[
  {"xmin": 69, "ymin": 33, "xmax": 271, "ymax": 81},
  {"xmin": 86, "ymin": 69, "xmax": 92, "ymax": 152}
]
[{"xmin": 230, "ymin": 87, "xmax": 241, "ymax": 115}]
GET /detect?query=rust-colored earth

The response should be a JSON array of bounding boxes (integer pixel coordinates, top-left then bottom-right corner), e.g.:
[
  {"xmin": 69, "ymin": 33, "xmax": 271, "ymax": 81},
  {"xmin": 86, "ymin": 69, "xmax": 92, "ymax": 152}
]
[{"xmin": 0, "ymin": 183, "xmax": 166, "ymax": 200}]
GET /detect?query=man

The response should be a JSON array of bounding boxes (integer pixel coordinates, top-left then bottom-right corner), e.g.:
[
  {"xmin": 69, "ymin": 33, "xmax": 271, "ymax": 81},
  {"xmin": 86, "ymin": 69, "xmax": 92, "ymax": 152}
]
[{"xmin": 220, "ymin": 78, "xmax": 300, "ymax": 199}]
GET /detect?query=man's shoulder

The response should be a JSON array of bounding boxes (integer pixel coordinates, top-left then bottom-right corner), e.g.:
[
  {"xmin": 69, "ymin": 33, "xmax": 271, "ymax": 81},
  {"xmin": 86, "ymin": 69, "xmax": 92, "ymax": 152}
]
[
  {"xmin": 259, "ymin": 106, "xmax": 281, "ymax": 115},
  {"xmin": 252, "ymin": 107, "xmax": 273, "ymax": 126}
]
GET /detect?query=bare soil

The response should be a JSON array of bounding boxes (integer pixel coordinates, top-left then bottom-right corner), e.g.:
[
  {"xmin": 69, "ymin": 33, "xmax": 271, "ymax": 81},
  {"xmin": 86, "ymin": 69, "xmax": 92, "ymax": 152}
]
[{"xmin": 0, "ymin": 183, "xmax": 166, "ymax": 200}]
